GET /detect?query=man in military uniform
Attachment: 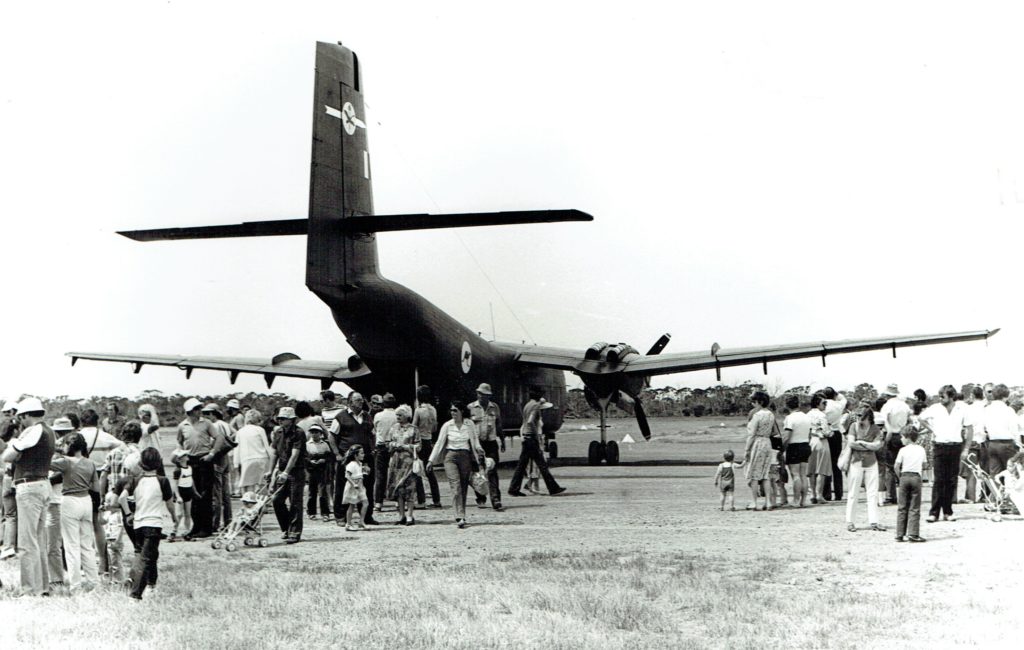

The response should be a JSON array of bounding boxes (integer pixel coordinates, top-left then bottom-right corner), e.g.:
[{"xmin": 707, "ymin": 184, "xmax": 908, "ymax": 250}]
[{"xmin": 469, "ymin": 383, "xmax": 504, "ymax": 511}]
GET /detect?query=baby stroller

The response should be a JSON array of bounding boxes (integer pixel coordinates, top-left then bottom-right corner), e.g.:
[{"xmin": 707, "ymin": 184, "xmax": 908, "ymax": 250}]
[
  {"xmin": 961, "ymin": 454, "xmax": 1019, "ymax": 521},
  {"xmin": 210, "ymin": 478, "xmax": 284, "ymax": 552}
]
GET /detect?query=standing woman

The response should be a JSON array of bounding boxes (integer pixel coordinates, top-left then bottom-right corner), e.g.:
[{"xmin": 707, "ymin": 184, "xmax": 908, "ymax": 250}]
[
  {"xmin": 235, "ymin": 409, "xmax": 273, "ymax": 495},
  {"xmin": 427, "ymin": 400, "xmax": 485, "ymax": 528},
  {"xmin": 740, "ymin": 391, "xmax": 776, "ymax": 511},
  {"xmin": 845, "ymin": 402, "xmax": 886, "ymax": 532},
  {"xmin": 137, "ymin": 405, "xmax": 161, "ymax": 451},
  {"xmin": 51, "ymin": 433, "xmax": 100, "ymax": 593},
  {"xmin": 911, "ymin": 389, "xmax": 933, "ymax": 482},
  {"xmin": 385, "ymin": 405, "xmax": 420, "ymax": 525},
  {"xmin": 806, "ymin": 393, "xmax": 832, "ymax": 504}
]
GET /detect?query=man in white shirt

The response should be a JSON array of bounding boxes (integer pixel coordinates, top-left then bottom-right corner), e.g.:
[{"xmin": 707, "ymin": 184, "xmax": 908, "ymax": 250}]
[
  {"xmin": 822, "ymin": 388, "xmax": 846, "ymax": 501},
  {"xmin": 982, "ymin": 384, "xmax": 1021, "ymax": 478},
  {"xmin": 962, "ymin": 386, "xmax": 988, "ymax": 503},
  {"xmin": 919, "ymin": 385, "xmax": 970, "ymax": 522},
  {"xmin": 372, "ymin": 393, "xmax": 397, "ymax": 510},
  {"xmin": 78, "ymin": 408, "xmax": 124, "ymax": 574},
  {"xmin": 879, "ymin": 384, "xmax": 910, "ymax": 505}
]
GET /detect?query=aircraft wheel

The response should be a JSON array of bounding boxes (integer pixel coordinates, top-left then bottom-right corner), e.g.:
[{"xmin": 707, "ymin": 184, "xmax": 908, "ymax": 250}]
[
  {"xmin": 211, "ymin": 540, "xmax": 223, "ymax": 550},
  {"xmin": 587, "ymin": 441, "xmax": 602, "ymax": 465},
  {"xmin": 547, "ymin": 441, "xmax": 558, "ymax": 460},
  {"xmin": 226, "ymin": 542, "xmax": 238, "ymax": 553},
  {"xmin": 605, "ymin": 441, "xmax": 620, "ymax": 465},
  {"xmin": 258, "ymin": 538, "xmax": 269, "ymax": 548}
]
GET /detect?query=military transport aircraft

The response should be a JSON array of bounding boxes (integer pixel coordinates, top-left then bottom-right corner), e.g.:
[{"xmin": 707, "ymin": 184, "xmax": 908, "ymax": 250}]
[{"xmin": 69, "ymin": 42, "xmax": 998, "ymax": 465}]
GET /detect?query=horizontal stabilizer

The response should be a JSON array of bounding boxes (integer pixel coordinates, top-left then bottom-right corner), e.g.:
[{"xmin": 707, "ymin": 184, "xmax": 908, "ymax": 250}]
[
  {"xmin": 119, "ymin": 219, "xmax": 308, "ymax": 241},
  {"xmin": 337, "ymin": 209, "xmax": 593, "ymax": 233}
]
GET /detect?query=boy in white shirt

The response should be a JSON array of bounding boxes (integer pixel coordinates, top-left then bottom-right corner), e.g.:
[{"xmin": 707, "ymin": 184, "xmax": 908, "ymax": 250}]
[{"xmin": 894, "ymin": 429, "xmax": 926, "ymax": 543}]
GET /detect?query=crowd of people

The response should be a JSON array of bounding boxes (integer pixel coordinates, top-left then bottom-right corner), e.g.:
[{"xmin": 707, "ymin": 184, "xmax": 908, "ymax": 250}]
[
  {"xmin": 0, "ymin": 381, "xmax": 566, "ymax": 598},
  {"xmin": 723, "ymin": 383, "xmax": 1024, "ymax": 542}
]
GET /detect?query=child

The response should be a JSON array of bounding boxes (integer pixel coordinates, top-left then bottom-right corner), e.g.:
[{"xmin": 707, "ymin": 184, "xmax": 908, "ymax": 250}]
[
  {"xmin": 893, "ymin": 428, "xmax": 926, "ymax": 542},
  {"xmin": 240, "ymin": 491, "xmax": 259, "ymax": 518},
  {"xmin": 114, "ymin": 448, "xmax": 177, "ymax": 599},
  {"xmin": 342, "ymin": 445, "xmax": 369, "ymax": 531},
  {"xmin": 305, "ymin": 424, "xmax": 332, "ymax": 520},
  {"xmin": 170, "ymin": 449, "xmax": 193, "ymax": 541},
  {"xmin": 714, "ymin": 450, "xmax": 742, "ymax": 511},
  {"xmin": 771, "ymin": 449, "xmax": 789, "ymax": 507}
]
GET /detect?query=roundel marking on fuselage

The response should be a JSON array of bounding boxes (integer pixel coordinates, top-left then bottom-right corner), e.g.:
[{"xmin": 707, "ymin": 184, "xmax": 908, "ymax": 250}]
[{"xmin": 461, "ymin": 341, "xmax": 473, "ymax": 374}]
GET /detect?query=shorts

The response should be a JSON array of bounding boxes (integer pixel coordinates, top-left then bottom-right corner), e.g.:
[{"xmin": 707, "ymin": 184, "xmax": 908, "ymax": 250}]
[
  {"xmin": 719, "ymin": 481, "xmax": 734, "ymax": 493},
  {"xmin": 785, "ymin": 442, "xmax": 811, "ymax": 465},
  {"xmin": 178, "ymin": 486, "xmax": 194, "ymax": 503}
]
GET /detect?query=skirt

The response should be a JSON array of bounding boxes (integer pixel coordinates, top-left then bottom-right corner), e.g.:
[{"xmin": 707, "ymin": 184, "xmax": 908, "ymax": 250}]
[
  {"xmin": 745, "ymin": 436, "xmax": 773, "ymax": 483},
  {"xmin": 343, "ymin": 483, "xmax": 368, "ymax": 505},
  {"xmin": 785, "ymin": 442, "xmax": 811, "ymax": 465},
  {"xmin": 807, "ymin": 438, "xmax": 832, "ymax": 477},
  {"xmin": 386, "ymin": 449, "xmax": 417, "ymax": 501},
  {"xmin": 240, "ymin": 458, "xmax": 271, "ymax": 487}
]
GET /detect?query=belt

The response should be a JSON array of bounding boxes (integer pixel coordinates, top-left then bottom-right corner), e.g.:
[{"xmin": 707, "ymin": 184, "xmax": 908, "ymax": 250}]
[
  {"xmin": 935, "ymin": 442, "xmax": 963, "ymax": 446},
  {"xmin": 13, "ymin": 477, "xmax": 47, "ymax": 486},
  {"xmin": 900, "ymin": 471, "xmax": 921, "ymax": 476}
]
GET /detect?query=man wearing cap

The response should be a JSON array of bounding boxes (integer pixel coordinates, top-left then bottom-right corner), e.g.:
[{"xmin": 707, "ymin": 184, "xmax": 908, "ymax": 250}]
[
  {"xmin": 372, "ymin": 393, "xmax": 398, "ymax": 511},
  {"xmin": 45, "ymin": 417, "xmax": 78, "ymax": 588},
  {"xmin": 328, "ymin": 392, "xmax": 377, "ymax": 525},
  {"xmin": 1, "ymin": 398, "xmax": 56, "ymax": 596},
  {"xmin": 202, "ymin": 403, "xmax": 235, "ymax": 529},
  {"xmin": 469, "ymin": 383, "xmax": 505, "ymax": 511},
  {"xmin": 508, "ymin": 387, "xmax": 566, "ymax": 497},
  {"xmin": 177, "ymin": 398, "xmax": 226, "ymax": 539},
  {"xmin": 267, "ymin": 407, "xmax": 306, "ymax": 543},
  {"xmin": 227, "ymin": 399, "xmax": 245, "ymax": 433},
  {"xmin": 879, "ymin": 384, "xmax": 910, "ymax": 505}
]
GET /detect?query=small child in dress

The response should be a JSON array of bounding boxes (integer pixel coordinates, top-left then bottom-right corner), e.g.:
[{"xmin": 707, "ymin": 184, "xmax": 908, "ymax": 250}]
[
  {"xmin": 714, "ymin": 450, "xmax": 742, "ymax": 511},
  {"xmin": 170, "ymin": 449, "xmax": 193, "ymax": 541},
  {"xmin": 343, "ymin": 445, "xmax": 369, "ymax": 531}
]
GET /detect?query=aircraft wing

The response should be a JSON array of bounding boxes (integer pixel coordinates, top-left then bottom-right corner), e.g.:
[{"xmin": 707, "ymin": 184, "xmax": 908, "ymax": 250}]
[
  {"xmin": 66, "ymin": 351, "xmax": 371, "ymax": 390},
  {"xmin": 496, "ymin": 329, "xmax": 999, "ymax": 377}
]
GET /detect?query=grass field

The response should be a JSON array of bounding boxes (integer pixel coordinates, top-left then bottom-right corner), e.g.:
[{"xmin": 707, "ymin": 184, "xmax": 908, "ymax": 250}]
[{"xmin": 1, "ymin": 417, "xmax": 1021, "ymax": 649}]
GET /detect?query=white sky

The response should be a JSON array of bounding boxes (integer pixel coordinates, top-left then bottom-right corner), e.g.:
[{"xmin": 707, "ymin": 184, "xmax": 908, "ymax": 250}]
[{"xmin": 2, "ymin": 1, "xmax": 1021, "ymax": 403}]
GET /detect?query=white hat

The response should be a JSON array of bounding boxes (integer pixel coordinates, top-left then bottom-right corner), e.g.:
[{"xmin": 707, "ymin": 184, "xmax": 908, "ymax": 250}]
[
  {"xmin": 2, "ymin": 400, "xmax": 17, "ymax": 413},
  {"xmin": 882, "ymin": 383, "xmax": 899, "ymax": 397},
  {"xmin": 476, "ymin": 383, "xmax": 493, "ymax": 395},
  {"xmin": 16, "ymin": 397, "xmax": 44, "ymax": 415},
  {"xmin": 52, "ymin": 417, "xmax": 75, "ymax": 432},
  {"xmin": 226, "ymin": 399, "xmax": 241, "ymax": 410},
  {"xmin": 183, "ymin": 397, "xmax": 203, "ymax": 413},
  {"xmin": 201, "ymin": 402, "xmax": 220, "ymax": 413},
  {"xmin": 276, "ymin": 407, "xmax": 296, "ymax": 420}
]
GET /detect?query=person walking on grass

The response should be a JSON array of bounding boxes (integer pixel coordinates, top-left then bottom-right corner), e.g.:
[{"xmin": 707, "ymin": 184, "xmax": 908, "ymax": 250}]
[
  {"xmin": 328, "ymin": 392, "xmax": 377, "ymax": 526},
  {"xmin": 894, "ymin": 428, "xmax": 926, "ymax": 542},
  {"xmin": 714, "ymin": 450, "xmax": 741, "ymax": 511},
  {"xmin": 412, "ymin": 385, "xmax": 442, "ymax": 509},
  {"xmin": 177, "ymin": 398, "xmax": 222, "ymax": 540},
  {"xmin": 1, "ymin": 397, "xmax": 56, "ymax": 596},
  {"xmin": 267, "ymin": 407, "xmax": 306, "ymax": 544},
  {"xmin": 236, "ymin": 409, "xmax": 273, "ymax": 495},
  {"xmin": 739, "ymin": 392, "xmax": 775, "ymax": 511},
  {"xmin": 428, "ymin": 400, "xmax": 487, "ymax": 528},
  {"xmin": 844, "ymin": 402, "xmax": 886, "ymax": 533},
  {"xmin": 508, "ymin": 387, "xmax": 566, "ymax": 498},
  {"xmin": 469, "ymin": 383, "xmax": 505, "ymax": 512},
  {"xmin": 342, "ymin": 445, "xmax": 369, "ymax": 531},
  {"xmin": 372, "ymin": 393, "xmax": 397, "ymax": 512},
  {"xmin": 386, "ymin": 405, "xmax": 420, "ymax": 525}
]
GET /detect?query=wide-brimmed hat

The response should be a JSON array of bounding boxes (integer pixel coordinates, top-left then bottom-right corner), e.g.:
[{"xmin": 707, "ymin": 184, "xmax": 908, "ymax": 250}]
[
  {"xmin": 308, "ymin": 423, "xmax": 325, "ymax": 435},
  {"xmin": 882, "ymin": 383, "xmax": 899, "ymax": 397},
  {"xmin": 241, "ymin": 491, "xmax": 258, "ymax": 504},
  {"xmin": 201, "ymin": 402, "xmax": 220, "ymax": 413},
  {"xmin": 226, "ymin": 399, "xmax": 241, "ymax": 410},
  {"xmin": 276, "ymin": 407, "xmax": 296, "ymax": 420},
  {"xmin": 183, "ymin": 397, "xmax": 203, "ymax": 413},
  {"xmin": 16, "ymin": 397, "xmax": 44, "ymax": 415},
  {"xmin": 475, "ymin": 383, "xmax": 493, "ymax": 396},
  {"xmin": 52, "ymin": 417, "xmax": 75, "ymax": 432},
  {"xmin": 2, "ymin": 400, "xmax": 18, "ymax": 413}
]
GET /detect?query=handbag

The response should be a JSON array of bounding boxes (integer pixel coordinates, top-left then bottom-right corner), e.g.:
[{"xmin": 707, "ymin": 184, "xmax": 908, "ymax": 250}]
[
  {"xmin": 469, "ymin": 470, "xmax": 488, "ymax": 495},
  {"xmin": 837, "ymin": 444, "xmax": 852, "ymax": 473},
  {"xmin": 411, "ymin": 458, "xmax": 424, "ymax": 476}
]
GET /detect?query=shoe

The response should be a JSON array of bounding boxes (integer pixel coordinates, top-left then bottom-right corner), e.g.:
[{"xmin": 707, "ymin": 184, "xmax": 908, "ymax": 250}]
[
  {"xmin": 493, "ymin": 504, "xmax": 505, "ymax": 512},
  {"xmin": 346, "ymin": 524, "xmax": 360, "ymax": 531},
  {"xmin": 336, "ymin": 519, "xmax": 347, "ymax": 527},
  {"xmin": 508, "ymin": 490, "xmax": 526, "ymax": 497},
  {"xmin": 406, "ymin": 519, "xmax": 415, "ymax": 526},
  {"xmin": 129, "ymin": 594, "xmax": 142, "ymax": 601},
  {"xmin": 925, "ymin": 515, "xmax": 937, "ymax": 523},
  {"xmin": 365, "ymin": 518, "xmax": 381, "ymax": 526},
  {"xmin": 550, "ymin": 487, "xmax": 567, "ymax": 495},
  {"xmin": 810, "ymin": 498, "xmax": 818, "ymax": 505},
  {"xmin": 374, "ymin": 503, "xmax": 384, "ymax": 511},
  {"xmin": 428, "ymin": 503, "xmax": 443, "ymax": 509},
  {"xmin": 847, "ymin": 523, "xmax": 857, "ymax": 532},
  {"xmin": 895, "ymin": 536, "xmax": 906, "ymax": 542},
  {"xmin": 281, "ymin": 532, "xmax": 290, "ymax": 539},
  {"xmin": 945, "ymin": 514, "xmax": 957, "ymax": 522},
  {"xmin": 477, "ymin": 501, "xmax": 488, "ymax": 509},
  {"xmin": 869, "ymin": 523, "xmax": 887, "ymax": 532},
  {"xmin": 456, "ymin": 519, "xmax": 466, "ymax": 529},
  {"xmin": 0, "ymin": 548, "xmax": 15, "ymax": 560},
  {"xmin": 309, "ymin": 515, "xmax": 318, "ymax": 520},
  {"xmin": 285, "ymin": 536, "xmax": 301, "ymax": 544},
  {"xmin": 397, "ymin": 518, "xmax": 407, "ymax": 526},
  {"xmin": 908, "ymin": 536, "xmax": 926, "ymax": 543}
]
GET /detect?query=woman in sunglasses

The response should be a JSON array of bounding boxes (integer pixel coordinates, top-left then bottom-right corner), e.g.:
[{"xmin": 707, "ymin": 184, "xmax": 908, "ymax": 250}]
[{"xmin": 426, "ymin": 400, "xmax": 485, "ymax": 528}]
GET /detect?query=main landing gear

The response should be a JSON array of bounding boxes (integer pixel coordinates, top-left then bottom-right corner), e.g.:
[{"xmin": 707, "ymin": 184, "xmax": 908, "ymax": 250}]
[{"xmin": 586, "ymin": 397, "xmax": 620, "ymax": 466}]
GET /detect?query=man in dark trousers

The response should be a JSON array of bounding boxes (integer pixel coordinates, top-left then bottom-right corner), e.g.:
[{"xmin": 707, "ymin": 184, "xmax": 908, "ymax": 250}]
[
  {"xmin": 267, "ymin": 407, "xmax": 306, "ymax": 544},
  {"xmin": 327, "ymin": 392, "xmax": 378, "ymax": 525},
  {"xmin": 469, "ymin": 383, "xmax": 504, "ymax": 511},
  {"xmin": 508, "ymin": 387, "xmax": 566, "ymax": 497}
]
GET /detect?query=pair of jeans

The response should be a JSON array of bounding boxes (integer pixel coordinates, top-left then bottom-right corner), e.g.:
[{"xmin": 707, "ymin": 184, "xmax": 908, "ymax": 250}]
[
  {"xmin": 188, "ymin": 456, "xmax": 216, "ymax": 537},
  {"xmin": 45, "ymin": 502, "xmax": 65, "ymax": 584},
  {"xmin": 129, "ymin": 526, "xmax": 161, "ymax": 599},
  {"xmin": 272, "ymin": 474, "xmax": 305, "ymax": 537},
  {"xmin": 443, "ymin": 450, "xmax": 473, "ymax": 520},
  {"xmin": 415, "ymin": 441, "xmax": 441, "ymax": 506},
  {"xmin": 373, "ymin": 445, "xmax": 390, "ymax": 505},
  {"xmin": 845, "ymin": 461, "xmax": 879, "ymax": 526},
  {"xmin": 15, "ymin": 480, "xmax": 51, "ymax": 595},
  {"xmin": 896, "ymin": 472, "xmax": 922, "ymax": 538},
  {"xmin": 61, "ymin": 493, "xmax": 99, "ymax": 591},
  {"xmin": 306, "ymin": 467, "xmax": 330, "ymax": 516},
  {"xmin": 824, "ymin": 432, "xmax": 844, "ymax": 500},
  {"xmin": 930, "ymin": 443, "xmax": 962, "ymax": 518},
  {"xmin": 986, "ymin": 440, "xmax": 1016, "ymax": 477},
  {"xmin": 212, "ymin": 469, "xmax": 231, "ymax": 530},
  {"xmin": 480, "ymin": 439, "xmax": 503, "ymax": 507},
  {"xmin": 508, "ymin": 437, "xmax": 562, "ymax": 494}
]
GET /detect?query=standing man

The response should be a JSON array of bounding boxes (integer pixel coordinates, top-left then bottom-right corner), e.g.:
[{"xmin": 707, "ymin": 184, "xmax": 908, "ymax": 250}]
[
  {"xmin": 508, "ymin": 387, "xmax": 566, "ymax": 497},
  {"xmin": 879, "ymin": 384, "xmax": 910, "ymax": 506},
  {"xmin": 319, "ymin": 391, "xmax": 344, "ymax": 430},
  {"xmin": 469, "ymin": 383, "xmax": 504, "ymax": 511},
  {"xmin": 981, "ymin": 384, "xmax": 1020, "ymax": 479},
  {"xmin": 413, "ymin": 385, "xmax": 442, "ymax": 509},
  {"xmin": 177, "ymin": 398, "xmax": 222, "ymax": 539},
  {"xmin": 202, "ymin": 403, "xmax": 234, "ymax": 529},
  {"xmin": 1, "ymin": 400, "xmax": 21, "ymax": 561},
  {"xmin": 822, "ymin": 387, "xmax": 847, "ymax": 501},
  {"xmin": 919, "ymin": 385, "xmax": 970, "ymax": 523},
  {"xmin": 267, "ymin": 407, "xmax": 306, "ymax": 544},
  {"xmin": 1, "ymin": 398, "xmax": 56, "ymax": 596},
  {"xmin": 101, "ymin": 402, "xmax": 126, "ymax": 440},
  {"xmin": 372, "ymin": 393, "xmax": 397, "ymax": 512},
  {"xmin": 328, "ymin": 392, "xmax": 377, "ymax": 525},
  {"xmin": 963, "ymin": 385, "xmax": 988, "ymax": 503}
]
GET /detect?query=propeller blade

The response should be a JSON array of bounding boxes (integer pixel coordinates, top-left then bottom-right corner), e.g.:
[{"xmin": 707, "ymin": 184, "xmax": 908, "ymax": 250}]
[
  {"xmin": 634, "ymin": 395, "xmax": 652, "ymax": 441},
  {"xmin": 646, "ymin": 333, "xmax": 671, "ymax": 356}
]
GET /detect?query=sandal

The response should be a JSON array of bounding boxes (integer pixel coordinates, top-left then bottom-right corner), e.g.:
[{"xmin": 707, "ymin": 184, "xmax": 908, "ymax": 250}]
[
  {"xmin": 870, "ymin": 523, "xmax": 887, "ymax": 532},
  {"xmin": 847, "ymin": 523, "xmax": 857, "ymax": 532}
]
